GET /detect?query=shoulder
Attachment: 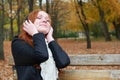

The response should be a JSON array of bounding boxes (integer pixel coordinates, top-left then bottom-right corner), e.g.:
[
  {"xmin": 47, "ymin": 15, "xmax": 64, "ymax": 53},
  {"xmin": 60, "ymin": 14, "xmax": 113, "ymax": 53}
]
[
  {"xmin": 11, "ymin": 35, "xmax": 27, "ymax": 47},
  {"xmin": 11, "ymin": 36, "xmax": 33, "ymax": 54}
]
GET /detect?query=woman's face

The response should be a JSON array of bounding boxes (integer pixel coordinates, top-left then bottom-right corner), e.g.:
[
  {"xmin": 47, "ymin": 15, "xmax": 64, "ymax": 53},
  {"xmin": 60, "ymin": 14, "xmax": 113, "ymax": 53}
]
[{"xmin": 34, "ymin": 11, "xmax": 51, "ymax": 34}]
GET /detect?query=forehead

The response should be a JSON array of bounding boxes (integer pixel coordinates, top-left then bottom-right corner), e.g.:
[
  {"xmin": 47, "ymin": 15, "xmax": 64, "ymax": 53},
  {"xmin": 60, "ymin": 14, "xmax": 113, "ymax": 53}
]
[{"xmin": 37, "ymin": 11, "xmax": 49, "ymax": 17}]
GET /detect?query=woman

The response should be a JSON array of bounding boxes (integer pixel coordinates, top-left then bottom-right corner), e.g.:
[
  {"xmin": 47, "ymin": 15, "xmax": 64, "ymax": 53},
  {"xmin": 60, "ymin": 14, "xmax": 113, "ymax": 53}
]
[{"xmin": 11, "ymin": 9, "xmax": 70, "ymax": 80}]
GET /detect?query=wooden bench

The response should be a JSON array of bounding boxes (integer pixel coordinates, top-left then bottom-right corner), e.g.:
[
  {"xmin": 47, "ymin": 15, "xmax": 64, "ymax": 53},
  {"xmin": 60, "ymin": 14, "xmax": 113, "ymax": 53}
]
[
  {"xmin": 8, "ymin": 54, "xmax": 120, "ymax": 80},
  {"xmin": 59, "ymin": 54, "xmax": 120, "ymax": 80}
]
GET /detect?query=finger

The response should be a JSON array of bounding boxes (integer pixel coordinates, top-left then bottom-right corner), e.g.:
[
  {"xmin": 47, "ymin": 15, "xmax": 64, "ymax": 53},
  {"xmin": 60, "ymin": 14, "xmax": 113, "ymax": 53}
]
[
  {"xmin": 23, "ymin": 22, "xmax": 27, "ymax": 26},
  {"xmin": 28, "ymin": 20, "xmax": 33, "ymax": 24},
  {"xmin": 23, "ymin": 22, "xmax": 27, "ymax": 27},
  {"xmin": 51, "ymin": 27, "xmax": 53, "ymax": 31},
  {"xmin": 24, "ymin": 20, "xmax": 30, "ymax": 25},
  {"xmin": 23, "ymin": 27, "xmax": 27, "ymax": 32}
]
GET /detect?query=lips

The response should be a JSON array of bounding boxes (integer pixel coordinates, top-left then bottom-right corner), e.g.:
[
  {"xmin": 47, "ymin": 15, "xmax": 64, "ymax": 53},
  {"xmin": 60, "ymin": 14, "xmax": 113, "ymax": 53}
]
[{"xmin": 40, "ymin": 23, "xmax": 47, "ymax": 26}]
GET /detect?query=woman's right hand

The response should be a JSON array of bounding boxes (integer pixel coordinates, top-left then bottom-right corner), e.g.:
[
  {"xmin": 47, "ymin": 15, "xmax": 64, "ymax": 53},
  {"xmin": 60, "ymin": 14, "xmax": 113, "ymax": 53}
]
[{"xmin": 23, "ymin": 20, "xmax": 38, "ymax": 36}]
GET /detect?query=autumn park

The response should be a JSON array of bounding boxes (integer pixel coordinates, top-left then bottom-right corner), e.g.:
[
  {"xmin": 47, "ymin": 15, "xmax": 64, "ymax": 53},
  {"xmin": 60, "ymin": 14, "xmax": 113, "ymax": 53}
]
[{"xmin": 0, "ymin": 0, "xmax": 120, "ymax": 80}]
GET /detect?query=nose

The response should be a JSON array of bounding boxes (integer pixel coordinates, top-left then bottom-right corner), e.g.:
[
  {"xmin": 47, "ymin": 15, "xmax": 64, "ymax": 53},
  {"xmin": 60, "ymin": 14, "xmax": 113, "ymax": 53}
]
[{"xmin": 42, "ymin": 18, "xmax": 47, "ymax": 23}]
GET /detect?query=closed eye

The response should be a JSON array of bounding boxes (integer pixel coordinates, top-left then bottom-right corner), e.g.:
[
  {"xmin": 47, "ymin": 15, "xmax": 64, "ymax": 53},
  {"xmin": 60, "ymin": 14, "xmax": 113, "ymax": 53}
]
[
  {"xmin": 36, "ymin": 16, "xmax": 50, "ymax": 22},
  {"xmin": 36, "ymin": 17, "xmax": 41, "ymax": 19}
]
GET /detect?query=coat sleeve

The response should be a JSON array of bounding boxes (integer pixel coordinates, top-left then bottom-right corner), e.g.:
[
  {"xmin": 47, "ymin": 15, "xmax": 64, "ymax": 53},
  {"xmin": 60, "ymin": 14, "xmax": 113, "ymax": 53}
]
[
  {"xmin": 48, "ymin": 41, "xmax": 70, "ymax": 69},
  {"xmin": 11, "ymin": 33, "xmax": 49, "ymax": 66}
]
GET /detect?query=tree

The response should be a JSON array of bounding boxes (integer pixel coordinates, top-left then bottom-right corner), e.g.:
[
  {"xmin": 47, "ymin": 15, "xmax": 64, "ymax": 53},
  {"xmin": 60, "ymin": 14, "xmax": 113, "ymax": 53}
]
[
  {"xmin": 6, "ymin": 0, "xmax": 28, "ymax": 38},
  {"xmin": 91, "ymin": 0, "xmax": 111, "ymax": 41},
  {"xmin": 49, "ymin": 0, "xmax": 70, "ymax": 38},
  {"xmin": 113, "ymin": 18, "xmax": 120, "ymax": 40},
  {"xmin": 0, "ymin": 0, "xmax": 5, "ymax": 60},
  {"xmin": 39, "ymin": 0, "xmax": 43, "ymax": 9},
  {"xmin": 46, "ymin": 0, "xmax": 50, "ymax": 13},
  {"xmin": 105, "ymin": 0, "xmax": 120, "ymax": 40},
  {"xmin": 107, "ymin": 0, "xmax": 120, "ymax": 40},
  {"xmin": 16, "ymin": 0, "xmax": 24, "ymax": 35},
  {"xmin": 74, "ymin": 0, "xmax": 91, "ymax": 48},
  {"xmin": 28, "ymin": 0, "xmax": 34, "ymax": 12},
  {"xmin": 8, "ymin": 0, "xmax": 14, "ymax": 39},
  {"xmin": 16, "ymin": 0, "xmax": 28, "ymax": 35},
  {"xmin": 61, "ymin": 1, "xmax": 82, "ymax": 32}
]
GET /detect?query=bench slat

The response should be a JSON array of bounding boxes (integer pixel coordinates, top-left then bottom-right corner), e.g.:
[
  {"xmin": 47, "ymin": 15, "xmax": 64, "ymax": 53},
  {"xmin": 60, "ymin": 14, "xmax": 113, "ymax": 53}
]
[
  {"xmin": 70, "ymin": 54, "xmax": 120, "ymax": 66},
  {"xmin": 9, "ymin": 54, "xmax": 120, "ymax": 66},
  {"xmin": 59, "ymin": 70, "xmax": 120, "ymax": 80}
]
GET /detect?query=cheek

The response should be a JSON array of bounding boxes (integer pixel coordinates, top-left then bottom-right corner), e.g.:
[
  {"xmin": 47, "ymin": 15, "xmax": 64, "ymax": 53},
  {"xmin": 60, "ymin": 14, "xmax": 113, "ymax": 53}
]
[
  {"xmin": 45, "ymin": 27, "xmax": 51, "ymax": 34},
  {"xmin": 45, "ymin": 27, "xmax": 50, "ymax": 32},
  {"xmin": 34, "ymin": 21, "xmax": 39, "ymax": 26},
  {"xmin": 46, "ymin": 26, "xmax": 50, "ymax": 31},
  {"xmin": 34, "ymin": 22, "xmax": 41, "ymax": 29},
  {"xmin": 34, "ymin": 19, "xmax": 40, "ymax": 25}
]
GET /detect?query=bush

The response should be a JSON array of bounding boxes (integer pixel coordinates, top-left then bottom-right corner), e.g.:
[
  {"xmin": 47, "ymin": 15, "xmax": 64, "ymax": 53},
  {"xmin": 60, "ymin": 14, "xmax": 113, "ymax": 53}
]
[{"xmin": 57, "ymin": 31, "xmax": 78, "ymax": 38}]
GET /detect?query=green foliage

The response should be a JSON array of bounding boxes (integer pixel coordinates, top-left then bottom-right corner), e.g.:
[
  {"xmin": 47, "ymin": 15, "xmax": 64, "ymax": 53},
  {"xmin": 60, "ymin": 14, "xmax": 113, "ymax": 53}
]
[
  {"xmin": 90, "ymin": 22, "xmax": 104, "ymax": 38},
  {"xmin": 109, "ymin": 30, "xmax": 116, "ymax": 36},
  {"xmin": 56, "ymin": 30, "xmax": 78, "ymax": 38}
]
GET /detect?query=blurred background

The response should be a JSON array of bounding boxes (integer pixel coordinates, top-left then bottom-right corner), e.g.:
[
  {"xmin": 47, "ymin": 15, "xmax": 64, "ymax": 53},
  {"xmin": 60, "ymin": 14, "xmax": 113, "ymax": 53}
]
[{"xmin": 0, "ymin": 0, "xmax": 120, "ymax": 80}]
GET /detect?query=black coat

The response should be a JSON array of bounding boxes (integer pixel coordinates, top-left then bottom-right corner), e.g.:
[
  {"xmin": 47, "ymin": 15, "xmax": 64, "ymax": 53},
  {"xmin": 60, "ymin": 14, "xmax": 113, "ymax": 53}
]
[{"xmin": 11, "ymin": 33, "xmax": 70, "ymax": 80}]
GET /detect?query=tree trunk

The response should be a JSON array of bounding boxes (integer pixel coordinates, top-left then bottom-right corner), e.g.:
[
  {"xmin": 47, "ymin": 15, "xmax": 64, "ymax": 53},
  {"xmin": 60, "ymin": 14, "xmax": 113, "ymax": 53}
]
[
  {"xmin": 49, "ymin": 0, "xmax": 59, "ymax": 39},
  {"xmin": 52, "ymin": 13, "xmax": 58, "ymax": 39},
  {"xmin": 16, "ymin": 0, "xmax": 21, "ymax": 35},
  {"xmin": 17, "ymin": 11, "xmax": 20, "ymax": 35},
  {"xmin": 10, "ymin": 17, "xmax": 14, "ymax": 39},
  {"xmin": 46, "ymin": 0, "xmax": 49, "ymax": 13},
  {"xmin": 39, "ymin": 0, "xmax": 43, "ymax": 9},
  {"xmin": 0, "ymin": 0, "xmax": 5, "ymax": 60},
  {"xmin": 113, "ymin": 21, "xmax": 120, "ymax": 40},
  {"xmin": 98, "ymin": 5, "xmax": 111, "ymax": 41},
  {"xmin": 9, "ymin": 0, "xmax": 14, "ymax": 39},
  {"xmin": 28, "ymin": 0, "xmax": 34, "ymax": 12},
  {"xmin": 75, "ymin": 0, "xmax": 91, "ymax": 48}
]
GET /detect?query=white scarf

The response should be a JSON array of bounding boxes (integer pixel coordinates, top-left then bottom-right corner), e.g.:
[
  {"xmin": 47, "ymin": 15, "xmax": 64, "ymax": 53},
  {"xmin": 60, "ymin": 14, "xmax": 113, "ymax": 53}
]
[{"xmin": 40, "ymin": 40, "xmax": 58, "ymax": 80}]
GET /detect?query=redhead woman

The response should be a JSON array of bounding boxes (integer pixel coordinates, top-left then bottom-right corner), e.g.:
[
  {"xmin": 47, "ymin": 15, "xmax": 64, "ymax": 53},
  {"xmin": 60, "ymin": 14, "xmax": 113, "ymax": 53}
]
[{"xmin": 11, "ymin": 9, "xmax": 70, "ymax": 80}]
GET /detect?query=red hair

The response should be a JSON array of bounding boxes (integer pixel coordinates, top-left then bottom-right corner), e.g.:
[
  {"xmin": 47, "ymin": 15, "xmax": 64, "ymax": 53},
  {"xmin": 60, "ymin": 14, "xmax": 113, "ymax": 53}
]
[{"xmin": 19, "ymin": 9, "xmax": 40, "ymax": 47}]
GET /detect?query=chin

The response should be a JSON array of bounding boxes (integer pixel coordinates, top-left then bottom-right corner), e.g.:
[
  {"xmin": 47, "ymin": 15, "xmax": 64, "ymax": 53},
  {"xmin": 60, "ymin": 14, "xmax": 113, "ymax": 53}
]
[
  {"xmin": 42, "ymin": 31, "xmax": 49, "ymax": 35},
  {"xmin": 45, "ymin": 29, "xmax": 50, "ymax": 34},
  {"xmin": 38, "ymin": 29, "xmax": 49, "ymax": 34},
  {"xmin": 45, "ymin": 31, "xmax": 49, "ymax": 35}
]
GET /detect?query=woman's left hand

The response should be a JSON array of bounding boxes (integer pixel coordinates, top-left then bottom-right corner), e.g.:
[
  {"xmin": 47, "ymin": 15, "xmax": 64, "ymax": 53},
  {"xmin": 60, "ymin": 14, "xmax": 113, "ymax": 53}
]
[{"xmin": 46, "ymin": 27, "xmax": 54, "ymax": 43}]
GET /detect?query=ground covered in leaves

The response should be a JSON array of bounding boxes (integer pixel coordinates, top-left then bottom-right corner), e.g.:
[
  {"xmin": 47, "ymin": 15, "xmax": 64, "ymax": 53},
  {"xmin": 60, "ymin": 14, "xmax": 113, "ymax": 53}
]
[
  {"xmin": 0, "ymin": 39, "xmax": 120, "ymax": 80},
  {"xmin": 57, "ymin": 38, "xmax": 120, "ymax": 54}
]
